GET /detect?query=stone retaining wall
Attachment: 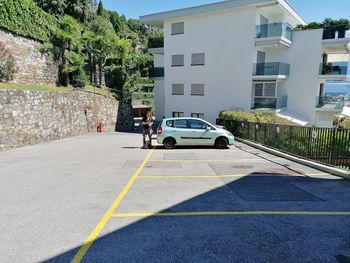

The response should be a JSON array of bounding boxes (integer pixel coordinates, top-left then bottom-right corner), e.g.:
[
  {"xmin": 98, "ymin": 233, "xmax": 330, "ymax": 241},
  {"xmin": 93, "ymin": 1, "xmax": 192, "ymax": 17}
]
[
  {"xmin": 0, "ymin": 29, "xmax": 59, "ymax": 85},
  {"xmin": 0, "ymin": 89, "xmax": 118, "ymax": 151}
]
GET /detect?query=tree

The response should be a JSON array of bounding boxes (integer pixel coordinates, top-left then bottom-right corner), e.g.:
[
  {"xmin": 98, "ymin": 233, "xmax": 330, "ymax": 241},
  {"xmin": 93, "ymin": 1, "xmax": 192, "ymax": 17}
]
[
  {"xmin": 97, "ymin": 0, "xmax": 104, "ymax": 16},
  {"xmin": 55, "ymin": 15, "xmax": 82, "ymax": 86},
  {"xmin": 35, "ymin": 0, "xmax": 96, "ymax": 22},
  {"xmin": 35, "ymin": 0, "xmax": 67, "ymax": 16},
  {"xmin": 295, "ymin": 18, "xmax": 350, "ymax": 31}
]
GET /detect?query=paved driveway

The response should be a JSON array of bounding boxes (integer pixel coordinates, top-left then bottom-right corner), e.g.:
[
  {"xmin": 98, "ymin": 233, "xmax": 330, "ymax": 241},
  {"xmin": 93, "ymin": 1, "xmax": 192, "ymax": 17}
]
[{"xmin": 1, "ymin": 133, "xmax": 350, "ymax": 263}]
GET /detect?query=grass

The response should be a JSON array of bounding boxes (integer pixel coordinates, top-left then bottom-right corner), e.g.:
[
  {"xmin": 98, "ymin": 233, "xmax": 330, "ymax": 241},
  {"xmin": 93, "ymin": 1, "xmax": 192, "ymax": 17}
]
[
  {"xmin": 0, "ymin": 82, "xmax": 72, "ymax": 92},
  {"xmin": 0, "ymin": 83, "xmax": 115, "ymax": 99}
]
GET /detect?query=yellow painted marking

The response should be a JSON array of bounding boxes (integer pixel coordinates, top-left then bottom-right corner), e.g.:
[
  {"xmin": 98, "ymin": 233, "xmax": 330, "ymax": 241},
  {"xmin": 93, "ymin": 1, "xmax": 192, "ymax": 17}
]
[
  {"xmin": 137, "ymin": 173, "xmax": 329, "ymax": 179},
  {"xmin": 111, "ymin": 211, "xmax": 350, "ymax": 218},
  {"xmin": 71, "ymin": 149, "xmax": 155, "ymax": 263},
  {"xmin": 148, "ymin": 158, "xmax": 283, "ymax": 163}
]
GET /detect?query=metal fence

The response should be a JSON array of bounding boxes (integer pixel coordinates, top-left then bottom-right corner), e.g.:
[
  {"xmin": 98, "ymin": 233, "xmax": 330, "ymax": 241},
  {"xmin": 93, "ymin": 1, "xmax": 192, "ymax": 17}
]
[{"xmin": 218, "ymin": 120, "xmax": 350, "ymax": 170}]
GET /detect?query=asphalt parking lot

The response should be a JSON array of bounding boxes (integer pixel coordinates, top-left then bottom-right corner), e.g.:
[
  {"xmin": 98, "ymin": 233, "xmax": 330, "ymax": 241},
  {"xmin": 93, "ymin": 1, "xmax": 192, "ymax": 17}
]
[{"xmin": 1, "ymin": 133, "xmax": 350, "ymax": 263}]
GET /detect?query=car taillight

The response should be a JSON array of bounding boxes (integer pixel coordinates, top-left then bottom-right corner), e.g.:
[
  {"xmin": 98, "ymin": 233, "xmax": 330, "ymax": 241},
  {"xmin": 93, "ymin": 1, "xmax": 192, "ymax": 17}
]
[{"xmin": 157, "ymin": 127, "xmax": 163, "ymax": 134}]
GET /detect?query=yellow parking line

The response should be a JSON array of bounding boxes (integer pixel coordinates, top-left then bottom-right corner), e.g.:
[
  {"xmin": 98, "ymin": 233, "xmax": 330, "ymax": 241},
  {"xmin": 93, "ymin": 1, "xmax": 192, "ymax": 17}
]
[
  {"xmin": 148, "ymin": 158, "xmax": 284, "ymax": 163},
  {"xmin": 71, "ymin": 149, "xmax": 155, "ymax": 263},
  {"xmin": 137, "ymin": 173, "xmax": 328, "ymax": 179},
  {"xmin": 111, "ymin": 211, "xmax": 350, "ymax": 217}
]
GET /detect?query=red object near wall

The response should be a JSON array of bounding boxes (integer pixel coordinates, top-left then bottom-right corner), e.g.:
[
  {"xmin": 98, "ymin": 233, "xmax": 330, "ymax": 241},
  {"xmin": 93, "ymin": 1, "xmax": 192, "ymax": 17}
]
[{"xmin": 97, "ymin": 122, "xmax": 103, "ymax": 133}]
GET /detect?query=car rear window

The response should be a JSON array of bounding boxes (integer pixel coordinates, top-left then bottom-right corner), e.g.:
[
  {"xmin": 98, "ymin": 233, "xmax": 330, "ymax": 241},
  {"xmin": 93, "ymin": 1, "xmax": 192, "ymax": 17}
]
[{"xmin": 165, "ymin": 120, "xmax": 174, "ymax": 127}]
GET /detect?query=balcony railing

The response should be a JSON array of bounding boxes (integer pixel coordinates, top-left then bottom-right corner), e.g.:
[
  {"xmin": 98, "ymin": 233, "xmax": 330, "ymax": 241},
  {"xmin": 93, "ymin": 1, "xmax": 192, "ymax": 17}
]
[
  {"xmin": 149, "ymin": 67, "xmax": 164, "ymax": 78},
  {"xmin": 252, "ymin": 96, "xmax": 288, "ymax": 109},
  {"xmin": 319, "ymin": 62, "xmax": 349, "ymax": 75},
  {"xmin": 323, "ymin": 26, "xmax": 350, "ymax": 40},
  {"xmin": 253, "ymin": 62, "xmax": 290, "ymax": 76},
  {"xmin": 148, "ymin": 37, "xmax": 164, "ymax": 49},
  {"xmin": 256, "ymin": 22, "xmax": 293, "ymax": 41},
  {"xmin": 316, "ymin": 96, "xmax": 345, "ymax": 110}
]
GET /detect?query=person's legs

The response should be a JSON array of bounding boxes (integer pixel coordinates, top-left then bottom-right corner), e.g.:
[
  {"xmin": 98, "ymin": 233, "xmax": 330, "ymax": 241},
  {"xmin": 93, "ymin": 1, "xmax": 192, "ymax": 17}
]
[
  {"xmin": 142, "ymin": 130, "xmax": 147, "ymax": 148},
  {"xmin": 147, "ymin": 130, "xmax": 152, "ymax": 147}
]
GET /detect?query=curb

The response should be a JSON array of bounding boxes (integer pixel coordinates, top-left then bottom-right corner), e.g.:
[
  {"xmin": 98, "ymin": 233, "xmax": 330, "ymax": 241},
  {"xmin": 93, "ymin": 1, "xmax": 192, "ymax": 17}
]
[{"xmin": 236, "ymin": 138, "xmax": 350, "ymax": 180}]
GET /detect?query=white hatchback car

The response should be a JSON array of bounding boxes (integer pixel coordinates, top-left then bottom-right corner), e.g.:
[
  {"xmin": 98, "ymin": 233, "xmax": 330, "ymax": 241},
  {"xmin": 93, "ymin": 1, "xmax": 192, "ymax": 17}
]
[{"xmin": 156, "ymin": 118, "xmax": 235, "ymax": 149}]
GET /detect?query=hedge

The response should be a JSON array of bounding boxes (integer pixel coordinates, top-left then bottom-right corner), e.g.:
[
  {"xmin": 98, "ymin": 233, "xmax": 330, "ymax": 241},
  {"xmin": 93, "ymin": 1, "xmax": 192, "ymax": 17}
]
[
  {"xmin": 0, "ymin": 0, "xmax": 58, "ymax": 42},
  {"xmin": 219, "ymin": 111, "xmax": 294, "ymax": 125}
]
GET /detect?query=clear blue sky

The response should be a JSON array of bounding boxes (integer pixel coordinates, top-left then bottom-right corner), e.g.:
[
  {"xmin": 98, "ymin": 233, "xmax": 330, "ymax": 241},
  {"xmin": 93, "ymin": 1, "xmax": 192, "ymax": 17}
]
[{"xmin": 102, "ymin": 0, "xmax": 350, "ymax": 23}]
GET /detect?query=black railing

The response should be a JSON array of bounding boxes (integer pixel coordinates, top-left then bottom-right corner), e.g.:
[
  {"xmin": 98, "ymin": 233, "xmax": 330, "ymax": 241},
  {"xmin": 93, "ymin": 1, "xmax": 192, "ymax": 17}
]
[
  {"xmin": 148, "ymin": 37, "xmax": 164, "ymax": 49},
  {"xmin": 323, "ymin": 26, "xmax": 350, "ymax": 40},
  {"xmin": 253, "ymin": 62, "xmax": 290, "ymax": 76},
  {"xmin": 217, "ymin": 120, "xmax": 350, "ymax": 170},
  {"xmin": 149, "ymin": 67, "xmax": 164, "ymax": 78}
]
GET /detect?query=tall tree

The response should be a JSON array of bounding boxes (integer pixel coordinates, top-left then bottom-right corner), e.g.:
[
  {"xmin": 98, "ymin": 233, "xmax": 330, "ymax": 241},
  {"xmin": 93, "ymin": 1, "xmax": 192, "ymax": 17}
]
[
  {"xmin": 97, "ymin": 0, "xmax": 104, "ymax": 16},
  {"xmin": 55, "ymin": 15, "xmax": 82, "ymax": 86}
]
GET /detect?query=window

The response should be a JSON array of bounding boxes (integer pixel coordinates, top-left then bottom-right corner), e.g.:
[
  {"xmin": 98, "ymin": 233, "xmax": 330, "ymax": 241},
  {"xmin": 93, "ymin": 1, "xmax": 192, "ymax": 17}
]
[
  {"xmin": 172, "ymin": 112, "xmax": 184, "ymax": 118},
  {"xmin": 171, "ymin": 22, "xmax": 184, "ymax": 35},
  {"xmin": 174, "ymin": 119, "xmax": 189, "ymax": 129},
  {"xmin": 172, "ymin": 55, "xmax": 184, "ymax": 67},
  {"xmin": 191, "ymin": 53, "xmax": 205, "ymax": 66},
  {"xmin": 254, "ymin": 82, "xmax": 276, "ymax": 98},
  {"xmin": 190, "ymin": 119, "xmax": 207, "ymax": 130},
  {"xmin": 191, "ymin": 84, "xmax": 205, "ymax": 96},
  {"xmin": 191, "ymin": 113, "xmax": 204, "ymax": 119},
  {"xmin": 172, "ymin": 84, "xmax": 184, "ymax": 95},
  {"xmin": 166, "ymin": 120, "xmax": 174, "ymax": 127},
  {"xmin": 254, "ymin": 83, "xmax": 264, "ymax": 97},
  {"xmin": 264, "ymin": 83, "xmax": 276, "ymax": 97}
]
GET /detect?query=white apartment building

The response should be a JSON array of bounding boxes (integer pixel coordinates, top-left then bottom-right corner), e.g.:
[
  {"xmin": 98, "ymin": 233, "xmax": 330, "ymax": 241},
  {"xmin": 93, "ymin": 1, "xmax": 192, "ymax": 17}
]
[{"xmin": 140, "ymin": 0, "xmax": 350, "ymax": 127}]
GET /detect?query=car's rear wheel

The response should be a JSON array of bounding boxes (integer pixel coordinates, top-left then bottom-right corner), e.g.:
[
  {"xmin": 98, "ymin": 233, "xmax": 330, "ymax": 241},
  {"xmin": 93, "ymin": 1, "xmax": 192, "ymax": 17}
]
[
  {"xmin": 215, "ymin": 137, "xmax": 228, "ymax": 149},
  {"xmin": 164, "ymin": 138, "xmax": 176, "ymax": 149}
]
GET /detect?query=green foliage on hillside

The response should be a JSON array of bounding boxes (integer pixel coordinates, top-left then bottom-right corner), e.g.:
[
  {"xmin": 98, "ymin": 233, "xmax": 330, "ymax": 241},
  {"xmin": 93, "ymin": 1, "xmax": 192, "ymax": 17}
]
[
  {"xmin": 35, "ymin": 0, "xmax": 96, "ymax": 23},
  {"xmin": 1, "ymin": 0, "xmax": 159, "ymax": 104},
  {"xmin": 0, "ymin": 0, "xmax": 58, "ymax": 41},
  {"xmin": 295, "ymin": 18, "xmax": 350, "ymax": 31}
]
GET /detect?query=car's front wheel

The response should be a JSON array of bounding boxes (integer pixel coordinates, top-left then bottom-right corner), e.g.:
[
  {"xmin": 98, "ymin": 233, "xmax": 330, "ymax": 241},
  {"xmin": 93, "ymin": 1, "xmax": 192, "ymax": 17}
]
[
  {"xmin": 164, "ymin": 137, "xmax": 176, "ymax": 149},
  {"xmin": 215, "ymin": 137, "xmax": 228, "ymax": 149}
]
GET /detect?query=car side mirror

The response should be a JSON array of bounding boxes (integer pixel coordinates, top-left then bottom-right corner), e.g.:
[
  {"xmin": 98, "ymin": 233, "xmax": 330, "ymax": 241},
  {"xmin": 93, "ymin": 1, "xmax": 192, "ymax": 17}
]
[{"xmin": 206, "ymin": 126, "xmax": 211, "ymax": 130}]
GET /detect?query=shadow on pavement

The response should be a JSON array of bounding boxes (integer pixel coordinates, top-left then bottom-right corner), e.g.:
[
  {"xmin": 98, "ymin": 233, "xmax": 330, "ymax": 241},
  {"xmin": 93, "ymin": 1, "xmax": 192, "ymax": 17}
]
[{"xmin": 43, "ymin": 174, "xmax": 350, "ymax": 263}]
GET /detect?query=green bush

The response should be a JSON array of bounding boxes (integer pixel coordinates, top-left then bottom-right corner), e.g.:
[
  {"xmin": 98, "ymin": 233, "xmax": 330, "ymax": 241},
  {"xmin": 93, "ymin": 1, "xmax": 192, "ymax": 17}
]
[
  {"xmin": 0, "ymin": 40, "xmax": 17, "ymax": 81},
  {"xmin": 340, "ymin": 118, "xmax": 350, "ymax": 129},
  {"xmin": 0, "ymin": 0, "xmax": 58, "ymax": 41},
  {"xmin": 219, "ymin": 111, "xmax": 294, "ymax": 125}
]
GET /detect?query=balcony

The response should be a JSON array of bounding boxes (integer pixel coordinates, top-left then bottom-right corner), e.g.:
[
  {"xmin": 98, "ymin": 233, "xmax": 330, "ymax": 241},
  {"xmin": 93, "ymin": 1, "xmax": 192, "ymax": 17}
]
[
  {"xmin": 149, "ymin": 67, "xmax": 164, "ymax": 78},
  {"xmin": 148, "ymin": 37, "xmax": 164, "ymax": 54},
  {"xmin": 252, "ymin": 62, "xmax": 290, "ymax": 80},
  {"xmin": 255, "ymin": 22, "xmax": 293, "ymax": 48},
  {"xmin": 319, "ymin": 62, "xmax": 349, "ymax": 81},
  {"xmin": 322, "ymin": 26, "xmax": 350, "ymax": 54},
  {"xmin": 252, "ymin": 96, "xmax": 288, "ymax": 110},
  {"xmin": 316, "ymin": 96, "xmax": 344, "ymax": 112}
]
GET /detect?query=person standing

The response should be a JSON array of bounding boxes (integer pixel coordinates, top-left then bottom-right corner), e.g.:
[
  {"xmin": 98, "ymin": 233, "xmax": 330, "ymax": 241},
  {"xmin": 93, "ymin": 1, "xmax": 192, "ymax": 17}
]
[{"xmin": 142, "ymin": 111, "xmax": 153, "ymax": 149}]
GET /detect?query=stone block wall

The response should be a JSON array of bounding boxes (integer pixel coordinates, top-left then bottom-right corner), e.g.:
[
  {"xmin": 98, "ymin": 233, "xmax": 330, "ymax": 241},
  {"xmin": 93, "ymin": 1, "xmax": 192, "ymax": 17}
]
[
  {"xmin": 0, "ymin": 29, "xmax": 59, "ymax": 86},
  {"xmin": 0, "ymin": 89, "xmax": 118, "ymax": 151}
]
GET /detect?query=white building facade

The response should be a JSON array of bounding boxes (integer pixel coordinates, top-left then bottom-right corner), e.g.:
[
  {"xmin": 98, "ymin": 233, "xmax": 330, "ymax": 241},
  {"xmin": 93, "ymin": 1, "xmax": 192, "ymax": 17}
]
[{"xmin": 141, "ymin": 0, "xmax": 350, "ymax": 127}]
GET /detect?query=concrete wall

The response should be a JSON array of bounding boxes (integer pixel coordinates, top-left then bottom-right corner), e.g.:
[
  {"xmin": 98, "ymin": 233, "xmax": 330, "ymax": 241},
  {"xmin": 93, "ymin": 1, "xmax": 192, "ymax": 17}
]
[
  {"xmin": 163, "ymin": 7, "xmax": 257, "ymax": 123},
  {"xmin": 265, "ymin": 29, "xmax": 324, "ymax": 123},
  {"xmin": 0, "ymin": 89, "xmax": 118, "ymax": 151},
  {"xmin": 0, "ymin": 29, "xmax": 59, "ymax": 86},
  {"xmin": 154, "ymin": 79, "xmax": 165, "ymax": 120}
]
